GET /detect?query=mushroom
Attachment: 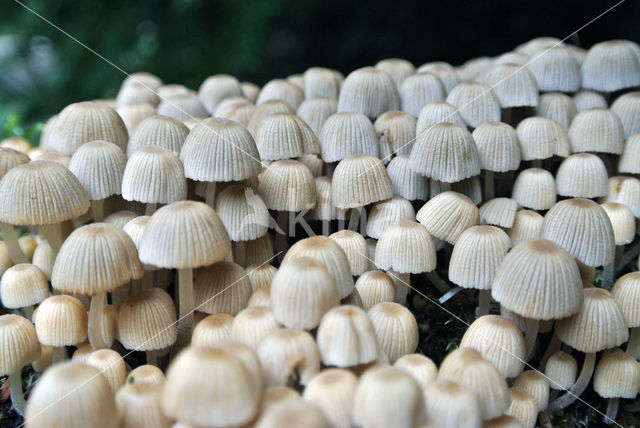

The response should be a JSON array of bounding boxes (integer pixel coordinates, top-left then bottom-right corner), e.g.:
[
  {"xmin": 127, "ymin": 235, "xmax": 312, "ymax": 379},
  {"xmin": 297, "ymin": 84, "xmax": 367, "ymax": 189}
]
[
  {"xmin": 191, "ymin": 313, "xmax": 234, "ymax": 347},
  {"xmin": 386, "ymin": 155, "xmax": 429, "ymax": 201},
  {"xmin": 573, "ymin": 90, "xmax": 608, "ymax": 111},
  {"xmin": 537, "ymin": 92, "xmax": 577, "ymax": 130},
  {"xmin": 255, "ymin": 113, "xmax": 320, "ymax": 161},
  {"xmin": 302, "ymin": 67, "xmax": 342, "ymax": 100},
  {"xmin": 555, "ymin": 153, "xmax": 608, "ymax": 199},
  {"xmin": 568, "ymin": 108, "xmax": 624, "ymax": 155},
  {"xmin": 611, "ymin": 272, "xmax": 640, "ymax": 358},
  {"xmin": 197, "ymin": 74, "xmax": 243, "ymax": 114},
  {"xmin": 337, "ymin": 67, "xmax": 399, "ymax": 119},
  {"xmin": 127, "ymin": 115, "xmax": 189, "ymax": 157},
  {"xmin": 115, "ymin": 381, "xmax": 172, "ymax": 428},
  {"xmin": 516, "ymin": 117, "xmax": 570, "ymax": 167},
  {"xmin": 256, "ymin": 399, "xmax": 331, "ymax": 428},
  {"xmin": 373, "ymin": 111, "xmax": 416, "ymax": 162},
  {"xmin": 297, "ymin": 97, "xmax": 338, "ymax": 136},
  {"xmin": 505, "ymin": 387, "xmax": 538, "ymax": 428},
  {"xmin": 424, "ymin": 380, "xmax": 481, "ymax": 428},
  {"xmin": 512, "ymin": 168, "xmax": 557, "ymax": 211},
  {"xmin": 368, "ymin": 302, "xmax": 419, "ymax": 364},
  {"xmin": 416, "ymin": 101, "xmax": 465, "ymax": 134},
  {"xmin": 0, "ymin": 263, "xmax": 49, "ymax": 320},
  {"xmin": 245, "ymin": 263, "xmax": 277, "ymax": 292},
  {"xmin": 257, "ymin": 79, "xmax": 304, "ymax": 110},
  {"xmin": 230, "ymin": 306, "xmax": 281, "ymax": 350},
  {"xmin": 593, "ymin": 350, "xmax": 640, "ymax": 424},
  {"xmin": 399, "ymin": 72, "xmax": 445, "ymax": 118},
  {"xmin": 302, "ymin": 369, "xmax": 358, "ymax": 428},
  {"xmin": 417, "ymin": 62, "xmax": 461, "ymax": 93},
  {"xmin": 446, "ymin": 82, "xmax": 501, "ymax": 129},
  {"xmin": 581, "ymin": 41, "xmax": 640, "ymax": 93},
  {"xmin": 0, "ymin": 314, "xmax": 40, "ymax": 415},
  {"xmin": 156, "ymin": 92, "xmax": 208, "ymax": 122},
  {"xmin": 526, "ymin": 45, "xmax": 581, "ymax": 93},
  {"xmin": 482, "ymin": 63, "xmax": 538, "ymax": 125},
  {"xmin": 51, "ymin": 223, "xmax": 142, "ymax": 350},
  {"xmin": 513, "ymin": 370, "xmax": 550, "ymax": 413},
  {"xmin": 127, "ymin": 364, "xmax": 166, "ymax": 385},
  {"xmin": 354, "ymin": 271, "xmax": 396, "ymax": 310},
  {"xmin": 479, "ymin": 198, "xmax": 519, "ymax": 229},
  {"xmin": 507, "ymin": 210, "xmax": 544, "ymax": 247},
  {"xmin": 34, "ymin": 295, "xmax": 88, "ymax": 362},
  {"xmin": 611, "ymin": 92, "xmax": 640, "ymax": 138},
  {"xmin": 193, "ymin": 261, "xmax": 254, "ymax": 315},
  {"xmin": 86, "ymin": 349, "xmax": 127, "ymax": 393}
]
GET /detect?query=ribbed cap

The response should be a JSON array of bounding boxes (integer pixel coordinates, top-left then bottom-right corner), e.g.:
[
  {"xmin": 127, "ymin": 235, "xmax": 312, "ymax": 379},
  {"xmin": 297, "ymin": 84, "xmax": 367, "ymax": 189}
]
[
  {"xmin": 0, "ymin": 160, "xmax": 90, "ymax": 225},
  {"xmin": 612, "ymin": 272, "xmax": 640, "ymax": 327},
  {"xmin": 409, "ymin": 122, "xmax": 480, "ymax": 183},
  {"xmin": 512, "ymin": 168, "xmax": 556, "ymax": 210},
  {"xmin": 257, "ymin": 328, "xmax": 320, "ymax": 387},
  {"xmin": 602, "ymin": 176, "xmax": 640, "ymax": 218},
  {"xmin": 257, "ymin": 79, "xmax": 304, "ymax": 110},
  {"xmin": 375, "ymin": 221, "xmax": 436, "ymax": 274},
  {"xmin": 303, "ymin": 368, "xmax": 358, "ymax": 428},
  {"xmin": 194, "ymin": 261, "xmax": 253, "ymax": 315},
  {"xmin": 399, "ymin": 72, "xmax": 446, "ymax": 117},
  {"xmin": 115, "ymin": 381, "xmax": 172, "ymax": 428},
  {"xmin": 480, "ymin": 198, "xmax": 518, "ymax": 228},
  {"xmin": 602, "ymin": 202, "xmax": 636, "ymax": 245},
  {"xmin": 416, "ymin": 101, "xmax": 465, "ymax": 135},
  {"xmin": 118, "ymin": 288, "xmax": 177, "ymax": 351},
  {"xmin": 472, "ymin": 122, "xmax": 521, "ymax": 172},
  {"xmin": 191, "ymin": 313, "xmax": 233, "ymax": 347},
  {"xmin": 556, "ymin": 153, "xmax": 608, "ymax": 198},
  {"xmin": 446, "ymin": 83, "xmax": 501, "ymax": 128},
  {"xmin": 387, "ymin": 155, "xmax": 429, "ymax": 201},
  {"xmin": 593, "ymin": 350, "xmax": 640, "ymax": 399},
  {"xmin": 139, "ymin": 201, "xmax": 231, "ymax": 269},
  {"xmin": 505, "ymin": 387, "xmax": 537, "ymax": 428},
  {"xmin": 214, "ymin": 185, "xmax": 268, "ymax": 242},
  {"xmin": 416, "ymin": 191, "xmax": 479, "ymax": 244},
  {"xmin": 116, "ymin": 80, "xmax": 159, "ymax": 107},
  {"xmin": 582, "ymin": 41, "xmax": 640, "ymax": 92},
  {"xmin": 259, "ymin": 159, "xmax": 316, "ymax": 211},
  {"xmin": 256, "ymin": 113, "xmax": 319, "ymax": 161},
  {"xmin": 366, "ymin": 196, "xmax": 416, "ymax": 239},
  {"xmin": 574, "ymin": 90, "xmax": 608, "ymax": 111},
  {"xmin": 492, "ymin": 239, "xmax": 583, "ymax": 320},
  {"xmin": 544, "ymin": 350, "xmax": 577, "ymax": 390},
  {"xmin": 197, "ymin": 74, "xmax": 243, "ymax": 114},
  {"xmin": 537, "ymin": 92, "xmax": 577, "ymax": 130},
  {"xmin": 540, "ymin": 198, "xmax": 615, "ymax": 267},
  {"xmin": 34, "ymin": 295, "xmax": 88, "ymax": 346},
  {"xmin": 424, "ymin": 380, "xmax": 481, "ymax": 428},
  {"xmin": 438, "ymin": 348, "xmax": 511, "ymax": 420},
  {"xmin": 619, "ymin": 133, "xmax": 640, "ymax": 174},
  {"xmin": 417, "ymin": 62, "xmax": 461, "ymax": 93},
  {"xmin": 127, "ymin": 364, "xmax": 166, "ymax": 385},
  {"xmin": 368, "ymin": 302, "xmax": 419, "ymax": 364},
  {"xmin": 69, "ymin": 140, "xmax": 126, "ymax": 200},
  {"xmin": 297, "ymin": 97, "xmax": 338, "ymax": 136},
  {"xmin": 156, "ymin": 92, "xmax": 208, "ymax": 122},
  {"xmin": 568, "ymin": 108, "xmax": 625, "ymax": 155},
  {"xmin": 0, "ymin": 314, "xmax": 40, "ymax": 374},
  {"xmin": 0, "ymin": 263, "xmax": 48, "ymax": 309},
  {"xmin": 556, "ymin": 287, "xmax": 628, "ymax": 353},
  {"xmin": 248, "ymin": 99, "xmax": 294, "ymax": 137},
  {"xmin": 526, "ymin": 45, "xmax": 581, "ymax": 92},
  {"xmin": 230, "ymin": 306, "xmax": 281, "ymax": 350},
  {"xmin": 116, "ymin": 102, "xmax": 155, "ymax": 133},
  {"xmin": 329, "ymin": 230, "xmax": 369, "ymax": 276},
  {"xmin": 303, "ymin": 67, "xmax": 342, "ymax": 99},
  {"xmin": 233, "ymin": 234, "xmax": 273, "ymax": 267},
  {"xmin": 319, "ymin": 112, "xmax": 379, "ymax": 162},
  {"xmin": 374, "ymin": 111, "xmax": 416, "ymax": 161},
  {"xmin": 483, "ymin": 63, "xmax": 539, "ymax": 108},
  {"xmin": 122, "ymin": 146, "xmax": 187, "ymax": 204},
  {"xmin": 337, "ymin": 67, "xmax": 400, "ymax": 119},
  {"xmin": 375, "ymin": 58, "xmax": 415, "ymax": 86},
  {"xmin": 0, "ymin": 147, "xmax": 29, "ymax": 179},
  {"xmin": 127, "ymin": 115, "xmax": 189, "ymax": 157},
  {"xmin": 449, "ymin": 226, "xmax": 511, "ymax": 290},
  {"xmin": 513, "ymin": 370, "xmax": 550, "ymax": 412},
  {"xmin": 48, "ymin": 101, "xmax": 129, "ymax": 155},
  {"xmin": 355, "ymin": 270, "xmax": 396, "ymax": 310},
  {"xmin": 611, "ymin": 92, "xmax": 640, "ymax": 138},
  {"xmin": 331, "ymin": 154, "xmax": 393, "ymax": 209},
  {"xmin": 516, "ymin": 117, "xmax": 570, "ymax": 160}
]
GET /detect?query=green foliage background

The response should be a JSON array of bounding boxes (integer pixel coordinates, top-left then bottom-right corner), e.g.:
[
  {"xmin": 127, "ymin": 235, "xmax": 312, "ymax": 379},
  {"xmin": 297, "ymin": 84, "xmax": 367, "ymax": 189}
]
[{"xmin": 1, "ymin": 0, "xmax": 639, "ymax": 134}]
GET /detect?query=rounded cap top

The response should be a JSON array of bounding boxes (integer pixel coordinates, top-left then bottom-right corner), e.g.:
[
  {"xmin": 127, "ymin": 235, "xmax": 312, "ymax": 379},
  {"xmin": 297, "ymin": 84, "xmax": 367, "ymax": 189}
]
[{"xmin": 0, "ymin": 314, "xmax": 40, "ymax": 374}]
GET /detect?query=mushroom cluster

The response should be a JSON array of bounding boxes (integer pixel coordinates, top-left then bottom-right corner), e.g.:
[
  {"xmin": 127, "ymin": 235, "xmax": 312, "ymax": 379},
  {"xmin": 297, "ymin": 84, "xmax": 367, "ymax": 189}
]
[{"xmin": 2, "ymin": 37, "xmax": 640, "ymax": 427}]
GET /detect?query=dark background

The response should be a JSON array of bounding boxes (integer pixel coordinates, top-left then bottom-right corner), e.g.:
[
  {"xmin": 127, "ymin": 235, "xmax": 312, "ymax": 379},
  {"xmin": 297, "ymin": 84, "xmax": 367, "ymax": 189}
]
[{"xmin": 1, "ymin": 0, "xmax": 638, "ymax": 126}]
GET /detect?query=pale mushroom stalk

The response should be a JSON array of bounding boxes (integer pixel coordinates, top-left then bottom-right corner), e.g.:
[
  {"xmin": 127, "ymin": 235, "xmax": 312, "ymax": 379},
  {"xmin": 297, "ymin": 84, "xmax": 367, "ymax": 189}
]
[
  {"xmin": 145, "ymin": 203, "xmax": 157, "ymax": 216},
  {"xmin": 52, "ymin": 346, "xmax": 65, "ymax": 364},
  {"xmin": 617, "ymin": 242, "xmax": 640, "ymax": 273},
  {"xmin": 426, "ymin": 271, "xmax": 451, "ymax": 294},
  {"xmin": 321, "ymin": 219, "xmax": 330, "ymax": 236},
  {"xmin": 476, "ymin": 290, "xmax": 492, "ymax": 317},
  {"xmin": 8, "ymin": 370, "xmax": 26, "ymax": 416},
  {"xmin": 626, "ymin": 327, "xmax": 640, "ymax": 359},
  {"xmin": 439, "ymin": 286, "xmax": 464, "ymax": 304},
  {"xmin": 88, "ymin": 292, "xmax": 108, "ymax": 350},
  {"xmin": 524, "ymin": 318, "xmax": 540, "ymax": 360},
  {"xmin": 205, "ymin": 182, "xmax": 217, "ymax": 207},
  {"xmin": 91, "ymin": 200, "xmax": 105, "ymax": 222},
  {"xmin": 0, "ymin": 223, "xmax": 27, "ymax": 264},
  {"xmin": 547, "ymin": 352, "xmax": 596, "ymax": 411},
  {"xmin": 39, "ymin": 224, "xmax": 63, "ymax": 257},
  {"xmin": 602, "ymin": 246, "xmax": 623, "ymax": 287},
  {"xmin": 347, "ymin": 208, "xmax": 361, "ymax": 231},
  {"xmin": 275, "ymin": 211, "xmax": 289, "ymax": 254},
  {"xmin": 389, "ymin": 270, "xmax": 409, "ymax": 305},
  {"xmin": 484, "ymin": 171, "xmax": 495, "ymax": 201},
  {"xmin": 604, "ymin": 397, "xmax": 620, "ymax": 425},
  {"xmin": 176, "ymin": 268, "xmax": 194, "ymax": 349}
]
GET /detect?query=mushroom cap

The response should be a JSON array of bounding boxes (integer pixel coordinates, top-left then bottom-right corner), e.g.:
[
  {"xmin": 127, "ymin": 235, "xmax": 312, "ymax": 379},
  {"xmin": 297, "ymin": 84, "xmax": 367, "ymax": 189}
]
[
  {"xmin": 612, "ymin": 272, "xmax": 640, "ymax": 327},
  {"xmin": 593, "ymin": 350, "xmax": 640, "ymax": 399},
  {"xmin": 156, "ymin": 92, "xmax": 208, "ymax": 122},
  {"xmin": 258, "ymin": 159, "xmax": 316, "ymax": 211},
  {"xmin": 417, "ymin": 62, "xmax": 461, "ymax": 93},
  {"xmin": 611, "ymin": 92, "xmax": 640, "ymax": 138},
  {"xmin": 582, "ymin": 40, "xmax": 640, "ymax": 92},
  {"xmin": 191, "ymin": 313, "xmax": 234, "ymax": 347},
  {"xmin": 526, "ymin": 45, "xmax": 581, "ymax": 92},
  {"xmin": 48, "ymin": 101, "xmax": 129, "ymax": 155},
  {"xmin": 537, "ymin": 92, "xmax": 577, "ymax": 130},
  {"xmin": 302, "ymin": 368, "xmax": 358, "ymax": 428},
  {"xmin": 127, "ymin": 115, "xmax": 189, "ymax": 157},
  {"xmin": 416, "ymin": 191, "xmax": 479, "ymax": 244},
  {"xmin": 197, "ymin": 74, "xmax": 243, "ymax": 114},
  {"xmin": 568, "ymin": 108, "xmax": 625, "ymax": 155},
  {"xmin": 449, "ymin": 225, "xmax": 511, "ymax": 290},
  {"xmin": 394, "ymin": 353, "xmax": 438, "ymax": 391},
  {"xmin": 230, "ymin": 306, "xmax": 281, "ymax": 350},
  {"xmin": 122, "ymin": 146, "xmax": 187, "ymax": 204},
  {"xmin": 257, "ymin": 328, "xmax": 320, "ymax": 387},
  {"xmin": 424, "ymin": 380, "xmax": 482, "ymax": 428},
  {"xmin": 366, "ymin": 195, "xmax": 416, "ymax": 239},
  {"xmin": 0, "ymin": 314, "xmax": 40, "ymax": 375},
  {"xmin": 368, "ymin": 302, "xmax": 419, "ymax": 364},
  {"xmin": 319, "ymin": 112, "xmax": 379, "ymax": 162},
  {"xmin": 215, "ymin": 185, "xmax": 269, "ymax": 242},
  {"xmin": 52, "ymin": 223, "xmax": 143, "ymax": 295},
  {"xmin": 316, "ymin": 305, "xmax": 378, "ymax": 367},
  {"xmin": 387, "ymin": 155, "xmax": 429, "ymax": 201},
  {"xmin": 329, "ymin": 230, "xmax": 369, "ymax": 276},
  {"xmin": 257, "ymin": 79, "xmax": 304, "ymax": 110},
  {"xmin": 505, "ymin": 387, "xmax": 537, "ymax": 428},
  {"xmin": 256, "ymin": 113, "xmax": 319, "ymax": 161},
  {"xmin": 472, "ymin": 122, "xmax": 521, "ymax": 173},
  {"xmin": 308, "ymin": 176, "xmax": 336, "ymax": 221},
  {"xmin": 512, "ymin": 168, "xmax": 556, "ymax": 211},
  {"xmin": 194, "ymin": 261, "xmax": 253, "ymax": 315},
  {"xmin": 355, "ymin": 270, "xmax": 396, "ymax": 311},
  {"xmin": 233, "ymin": 233, "xmax": 274, "ymax": 268},
  {"xmin": 337, "ymin": 66, "xmax": 400, "ymax": 119},
  {"xmin": 139, "ymin": 201, "xmax": 231, "ymax": 269},
  {"xmin": 555, "ymin": 153, "xmax": 608, "ymax": 198},
  {"xmin": 116, "ymin": 102, "xmax": 155, "ymax": 134},
  {"xmin": 115, "ymin": 381, "xmax": 172, "ymax": 428},
  {"xmin": 0, "ymin": 160, "xmax": 90, "ymax": 225},
  {"xmin": 0, "ymin": 263, "xmax": 49, "ymax": 309},
  {"xmin": 544, "ymin": 350, "xmax": 578, "ymax": 390},
  {"xmin": 118, "ymin": 288, "xmax": 177, "ymax": 351},
  {"xmin": 104, "ymin": 210, "xmax": 139, "ymax": 229},
  {"xmin": 446, "ymin": 82, "xmax": 501, "ymax": 128},
  {"xmin": 297, "ymin": 97, "xmax": 338, "ymax": 136},
  {"xmin": 516, "ymin": 117, "xmax": 570, "ymax": 161},
  {"xmin": 34, "ymin": 295, "xmax": 88, "ymax": 347},
  {"xmin": 0, "ymin": 147, "xmax": 29, "ymax": 179},
  {"xmin": 25, "ymin": 361, "xmax": 117, "ymax": 428},
  {"xmin": 256, "ymin": 399, "xmax": 331, "ymax": 428},
  {"xmin": 161, "ymin": 346, "xmax": 261, "ymax": 427},
  {"xmin": 602, "ymin": 176, "xmax": 640, "ymax": 218},
  {"xmin": 540, "ymin": 198, "xmax": 615, "ymax": 267},
  {"xmin": 556, "ymin": 287, "xmax": 628, "ymax": 353},
  {"xmin": 246, "ymin": 263, "xmax": 278, "ymax": 292},
  {"xmin": 416, "ymin": 101, "xmax": 465, "ymax": 135},
  {"xmin": 375, "ymin": 58, "xmax": 415, "ymax": 86},
  {"xmin": 574, "ymin": 90, "xmax": 608, "ymax": 111},
  {"xmin": 270, "ymin": 257, "xmax": 339, "ymax": 330},
  {"xmin": 437, "ymin": 347, "xmax": 511, "ymax": 420},
  {"xmin": 602, "ymin": 202, "xmax": 636, "ymax": 245},
  {"xmin": 483, "ymin": 63, "xmax": 539, "ymax": 108},
  {"xmin": 512, "ymin": 370, "xmax": 550, "ymax": 412},
  {"xmin": 492, "ymin": 239, "xmax": 583, "ymax": 320},
  {"xmin": 303, "ymin": 67, "xmax": 342, "ymax": 99},
  {"xmin": 479, "ymin": 198, "xmax": 519, "ymax": 229},
  {"xmin": 180, "ymin": 117, "xmax": 262, "ymax": 182},
  {"xmin": 284, "ymin": 236, "xmax": 355, "ymax": 299},
  {"xmin": 409, "ymin": 122, "xmax": 481, "ymax": 183},
  {"xmin": 127, "ymin": 364, "xmax": 166, "ymax": 385},
  {"xmin": 248, "ymin": 99, "xmax": 294, "ymax": 136},
  {"xmin": 374, "ymin": 111, "xmax": 417, "ymax": 160},
  {"xmin": 619, "ymin": 133, "xmax": 640, "ymax": 174},
  {"xmin": 399, "ymin": 72, "xmax": 446, "ymax": 117},
  {"xmin": 69, "ymin": 140, "xmax": 126, "ymax": 200},
  {"xmin": 32, "ymin": 241, "xmax": 54, "ymax": 280},
  {"xmin": 375, "ymin": 220, "xmax": 436, "ymax": 274},
  {"xmin": 86, "ymin": 349, "xmax": 127, "ymax": 393}
]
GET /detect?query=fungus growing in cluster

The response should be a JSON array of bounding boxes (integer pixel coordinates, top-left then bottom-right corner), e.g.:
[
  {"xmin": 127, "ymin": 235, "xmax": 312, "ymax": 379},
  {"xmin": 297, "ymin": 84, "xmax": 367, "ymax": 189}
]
[
  {"xmin": 611, "ymin": 272, "xmax": 640, "ymax": 358},
  {"xmin": 329, "ymin": 230, "xmax": 369, "ymax": 276},
  {"xmin": 386, "ymin": 155, "xmax": 429, "ymax": 201},
  {"xmin": 512, "ymin": 168, "xmax": 556, "ymax": 210},
  {"xmin": 581, "ymin": 40, "xmax": 640, "ymax": 92},
  {"xmin": 373, "ymin": 111, "xmax": 417, "ymax": 162},
  {"xmin": 257, "ymin": 328, "xmax": 320, "ymax": 387},
  {"xmin": 257, "ymin": 79, "xmax": 304, "ymax": 109},
  {"xmin": 0, "ymin": 263, "xmax": 49, "ymax": 320},
  {"xmin": 255, "ymin": 112, "xmax": 320, "ymax": 161},
  {"xmin": 424, "ymin": 380, "xmax": 481, "ymax": 428},
  {"xmin": 337, "ymin": 66, "xmax": 399, "ymax": 119},
  {"xmin": 191, "ymin": 313, "xmax": 234, "ymax": 347},
  {"xmin": 302, "ymin": 369, "xmax": 357, "ymax": 428},
  {"xmin": 416, "ymin": 191, "xmax": 479, "ymax": 245},
  {"xmin": 355, "ymin": 270, "xmax": 396, "ymax": 310},
  {"xmin": 555, "ymin": 153, "xmax": 608, "ymax": 199},
  {"xmin": 156, "ymin": 92, "xmax": 208, "ymax": 122},
  {"xmin": 537, "ymin": 92, "xmax": 577, "ymax": 130},
  {"xmin": 194, "ymin": 261, "xmax": 254, "ymax": 315},
  {"xmin": 197, "ymin": 74, "xmax": 244, "ymax": 114},
  {"xmin": 297, "ymin": 97, "xmax": 338, "ymax": 136},
  {"xmin": 368, "ymin": 302, "xmax": 419, "ymax": 363},
  {"xmin": 593, "ymin": 350, "xmax": 640, "ymax": 424},
  {"xmin": 399, "ymin": 72, "xmax": 445, "ymax": 117},
  {"xmin": 568, "ymin": 108, "xmax": 625, "ymax": 155},
  {"xmin": 416, "ymin": 101, "xmax": 465, "ymax": 134},
  {"xmin": 302, "ymin": 67, "xmax": 342, "ymax": 99}
]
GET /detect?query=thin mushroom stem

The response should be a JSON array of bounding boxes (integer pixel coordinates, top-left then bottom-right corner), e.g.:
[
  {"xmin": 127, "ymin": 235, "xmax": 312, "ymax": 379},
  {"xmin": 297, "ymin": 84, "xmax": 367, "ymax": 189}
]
[
  {"xmin": 52, "ymin": 346, "xmax": 65, "ymax": 364},
  {"xmin": 275, "ymin": 211, "xmax": 289, "ymax": 255},
  {"xmin": 88, "ymin": 292, "xmax": 108, "ymax": 350},
  {"xmin": 321, "ymin": 219, "xmax": 330, "ymax": 236},
  {"xmin": 439, "ymin": 286, "xmax": 464, "ymax": 304},
  {"xmin": 484, "ymin": 171, "xmax": 495, "ymax": 201},
  {"xmin": 235, "ymin": 241, "xmax": 246, "ymax": 267},
  {"xmin": 348, "ymin": 208, "xmax": 361, "ymax": 231},
  {"xmin": 524, "ymin": 318, "xmax": 539, "ymax": 361},
  {"xmin": 604, "ymin": 397, "xmax": 620, "ymax": 425},
  {"xmin": 8, "ymin": 370, "xmax": 26, "ymax": 416},
  {"xmin": 0, "ymin": 223, "xmax": 27, "ymax": 264},
  {"xmin": 39, "ymin": 224, "xmax": 63, "ymax": 258},
  {"xmin": 91, "ymin": 199, "xmax": 105, "ymax": 222},
  {"xmin": 145, "ymin": 203, "xmax": 158, "ymax": 216},
  {"xmin": 176, "ymin": 268, "xmax": 194, "ymax": 350},
  {"xmin": 547, "ymin": 352, "xmax": 596, "ymax": 412},
  {"xmin": 476, "ymin": 290, "xmax": 491, "ymax": 317},
  {"xmin": 540, "ymin": 330, "xmax": 561, "ymax": 368},
  {"xmin": 205, "ymin": 182, "xmax": 217, "ymax": 207},
  {"xmin": 426, "ymin": 271, "xmax": 451, "ymax": 294},
  {"xmin": 388, "ymin": 270, "xmax": 409, "ymax": 305},
  {"xmin": 626, "ymin": 327, "xmax": 640, "ymax": 359}
]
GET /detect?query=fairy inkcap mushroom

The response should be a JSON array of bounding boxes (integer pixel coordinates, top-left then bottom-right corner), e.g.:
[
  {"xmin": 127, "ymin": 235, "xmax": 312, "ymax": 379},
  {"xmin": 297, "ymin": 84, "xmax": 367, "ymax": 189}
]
[{"xmin": 337, "ymin": 66, "xmax": 400, "ymax": 119}]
